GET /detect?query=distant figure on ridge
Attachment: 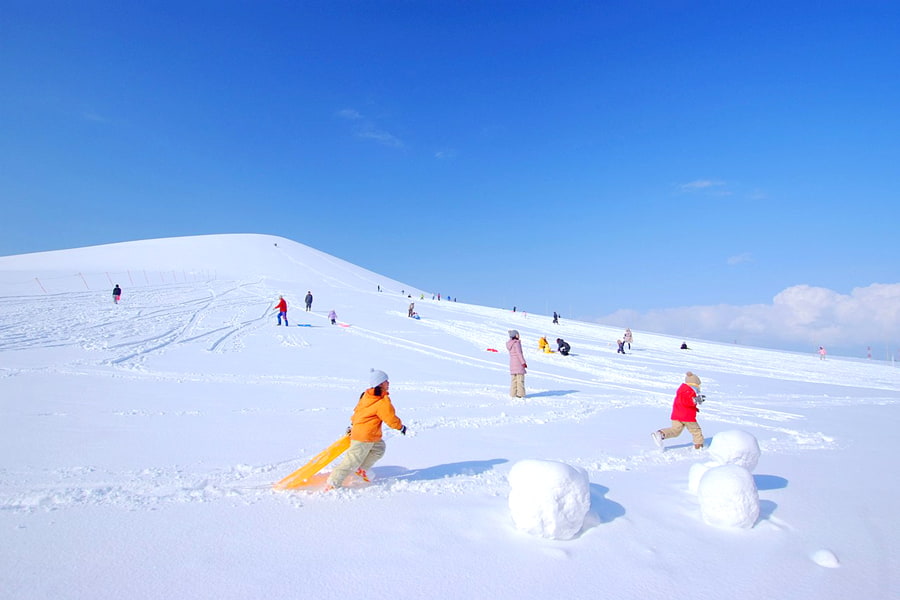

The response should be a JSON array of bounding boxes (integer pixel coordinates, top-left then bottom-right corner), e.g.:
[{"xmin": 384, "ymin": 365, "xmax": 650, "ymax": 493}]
[
  {"xmin": 651, "ymin": 371, "xmax": 706, "ymax": 450},
  {"xmin": 305, "ymin": 291, "xmax": 313, "ymax": 312},
  {"xmin": 507, "ymin": 330, "xmax": 527, "ymax": 399},
  {"xmin": 274, "ymin": 295, "xmax": 289, "ymax": 326},
  {"xmin": 556, "ymin": 338, "xmax": 571, "ymax": 356},
  {"xmin": 552, "ymin": 311, "xmax": 559, "ymax": 324},
  {"xmin": 328, "ymin": 310, "xmax": 337, "ymax": 325},
  {"xmin": 818, "ymin": 346, "xmax": 827, "ymax": 360},
  {"xmin": 680, "ymin": 342, "xmax": 690, "ymax": 350},
  {"xmin": 624, "ymin": 328, "xmax": 633, "ymax": 350},
  {"xmin": 112, "ymin": 284, "xmax": 122, "ymax": 304}
]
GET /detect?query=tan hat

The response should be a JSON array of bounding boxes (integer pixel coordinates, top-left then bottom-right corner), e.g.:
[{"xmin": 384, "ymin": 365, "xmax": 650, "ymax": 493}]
[{"xmin": 685, "ymin": 371, "xmax": 701, "ymax": 388}]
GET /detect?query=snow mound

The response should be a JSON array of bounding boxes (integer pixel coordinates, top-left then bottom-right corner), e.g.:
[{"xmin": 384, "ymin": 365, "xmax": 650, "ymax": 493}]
[
  {"xmin": 708, "ymin": 430, "xmax": 761, "ymax": 472},
  {"xmin": 697, "ymin": 464, "xmax": 760, "ymax": 529},
  {"xmin": 507, "ymin": 459, "xmax": 591, "ymax": 540},
  {"xmin": 810, "ymin": 549, "xmax": 840, "ymax": 568}
]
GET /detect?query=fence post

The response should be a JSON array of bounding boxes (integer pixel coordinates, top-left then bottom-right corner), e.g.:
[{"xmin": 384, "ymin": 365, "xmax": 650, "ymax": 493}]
[
  {"xmin": 35, "ymin": 277, "xmax": 47, "ymax": 293},
  {"xmin": 78, "ymin": 272, "xmax": 90, "ymax": 289}
]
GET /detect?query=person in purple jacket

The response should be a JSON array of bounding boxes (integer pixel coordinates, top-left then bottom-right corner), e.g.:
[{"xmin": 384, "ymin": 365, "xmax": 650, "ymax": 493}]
[{"xmin": 507, "ymin": 330, "xmax": 528, "ymax": 398}]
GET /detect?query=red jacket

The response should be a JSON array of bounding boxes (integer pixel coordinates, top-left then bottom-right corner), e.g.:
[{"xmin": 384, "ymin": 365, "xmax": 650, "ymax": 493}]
[
  {"xmin": 276, "ymin": 298, "xmax": 287, "ymax": 312},
  {"xmin": 670, "ymin": 383, "xmax": 699, "ymax": 422}
]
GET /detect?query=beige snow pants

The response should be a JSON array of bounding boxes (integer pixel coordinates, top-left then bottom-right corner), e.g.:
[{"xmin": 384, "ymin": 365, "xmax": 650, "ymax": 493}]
[
  {"xmin": 327, "ymin": 440, "xmax": 386, "ymax": 487},
  {"xmin": 661, "ymin": 420, "xmax": 705, "ymax": 446},
  {"xmin": 510, "ymin": 374, "xmax": 526, "ymax": 398}
]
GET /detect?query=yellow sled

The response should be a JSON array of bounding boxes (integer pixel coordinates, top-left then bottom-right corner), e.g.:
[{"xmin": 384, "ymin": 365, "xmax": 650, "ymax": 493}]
[{"xmin": 273, "ymin": 434, "xmax": 351, "ymax": 490}]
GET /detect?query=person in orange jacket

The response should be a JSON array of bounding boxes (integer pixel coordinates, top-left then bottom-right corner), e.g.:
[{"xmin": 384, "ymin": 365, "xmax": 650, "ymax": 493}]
[
  {"xmin": 651, "ymin": 371, "xmax": 706, "ymax": 449},
  {"xmin": 325, "ymin": 369, "xmax": 406, "ymax": 490}
]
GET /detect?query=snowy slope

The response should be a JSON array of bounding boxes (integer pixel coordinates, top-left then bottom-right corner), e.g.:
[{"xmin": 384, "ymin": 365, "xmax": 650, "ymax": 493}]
[{"xmin": 1, "ymin": 234, "xmax": 898, "ymax": 600}]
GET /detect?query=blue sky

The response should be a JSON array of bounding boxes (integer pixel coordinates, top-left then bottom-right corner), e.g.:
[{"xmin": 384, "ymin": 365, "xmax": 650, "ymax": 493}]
[{"xmin": 2, "ymin": 1, "xmax": 898, "ymax": 356}]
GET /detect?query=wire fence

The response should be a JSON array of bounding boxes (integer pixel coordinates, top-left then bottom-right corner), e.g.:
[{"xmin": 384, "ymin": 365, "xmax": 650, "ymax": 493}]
[{"xmin": 0, "ymin": 269, "xmax": 217, "ymax": 296}]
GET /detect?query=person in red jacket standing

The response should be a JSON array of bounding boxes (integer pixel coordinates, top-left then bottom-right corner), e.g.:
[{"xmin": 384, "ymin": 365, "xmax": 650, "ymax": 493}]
[
  {"xmin": 274, "ymin": 295, "xmax": 289, "ymax": 326},
  {"xmin": 651, "ymin": 371, "xmax": 706, "ymax": 449}
]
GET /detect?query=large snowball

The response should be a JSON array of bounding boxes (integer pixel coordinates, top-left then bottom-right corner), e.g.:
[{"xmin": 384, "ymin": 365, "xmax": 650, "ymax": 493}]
[
  {"xmin": 688, "ymin": 461, "xmax": 719, "ymax": 494},
  {"xmin": 708, "ymin": 430, "xmax": 761, "ymax": 472},
  {"xmin": 508, "ymin": 459, "xmax": 591, "ymax": 540},
  {"xmin": 697, "ymin": 464, "xmax": 760, "ymax": 529}
]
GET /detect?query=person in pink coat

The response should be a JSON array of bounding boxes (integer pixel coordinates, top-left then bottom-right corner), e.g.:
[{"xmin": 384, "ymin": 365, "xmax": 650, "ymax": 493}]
[
  {"xmin": 507, "ymin": 330, "xmax": 527, "ymax": 398},
  {"xmin": 651, "ymin": 371, "xmax": 706, "ymax": 449}
]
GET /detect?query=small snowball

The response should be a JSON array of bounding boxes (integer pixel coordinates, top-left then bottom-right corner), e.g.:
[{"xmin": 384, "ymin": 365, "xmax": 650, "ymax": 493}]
[
  {"xmin": 508, "ymin": 459, "xmax": 591, "ymax": 540},
  {"xmin": 697, "ymin": 464, "xmax": 760, "ymax": 529},
  {"xmin": 688, "ymin": 461, "xmax": 719, "ymax": 494},
  {"xmin": 810, "ymin": 549, "xmax": 840, "ymax": 568},
  {"xmin": 708, "ymin": 430, "xmax": 761, "ymax": 472}
]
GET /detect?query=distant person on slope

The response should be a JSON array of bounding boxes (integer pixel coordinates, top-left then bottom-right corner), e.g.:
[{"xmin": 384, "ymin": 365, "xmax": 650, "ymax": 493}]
[
  {"xmin": 624, "ymin": 328, "xmax": 633, "ymax": 350},
  {"xmin": 328, "ymin": 309, "xmax": 337, "ymax": 325},
  {"xmin": 325, "ymin": 369, "xmax": 406, "ymax": 491},
  {"xmin": 274, "ymin": 295, "xmax": 289, "ymax": 326},
  {"xmin": 818, "ymin": 346, "xmax": 827, "ymax": 360},
  {"xmin": 556, "ymin": 338, "xmax": 571, "ymax": 356},
  {"xmin": 305, "ymin": 291, "xmax": 313, "ymax": 312},
  {"xmin": 408, "ymin": 302, "xmax": 415, "ymax": 317},
  {"xmin": 112, "ymin": 284, "xmax": 122, "ymax": 304},
  {"xmin": 617, "ymin": 339, "xmax": 626, "ymax": 354},
  {"xmin": 553, "ymin": 311, "xmax": 559, "ymax": 324},
  {"xmin": 651, "ymin": 371, "xmax": 706, "ymax": 450},
  {"xmin": 507, "ymin": 330, "xmax": 527, "ymax": 398}
]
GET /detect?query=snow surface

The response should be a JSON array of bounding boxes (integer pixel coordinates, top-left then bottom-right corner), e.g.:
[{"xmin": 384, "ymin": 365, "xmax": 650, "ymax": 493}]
[{"xmin": 1, "ymin": 233, "xmax": 899, "ymax": 599}]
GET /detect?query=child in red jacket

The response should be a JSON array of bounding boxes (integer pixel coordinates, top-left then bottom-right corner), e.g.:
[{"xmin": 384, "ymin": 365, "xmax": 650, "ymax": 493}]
[{"xmin": 651, "ymin": 371, "xmax": 706, "ymax": 449}]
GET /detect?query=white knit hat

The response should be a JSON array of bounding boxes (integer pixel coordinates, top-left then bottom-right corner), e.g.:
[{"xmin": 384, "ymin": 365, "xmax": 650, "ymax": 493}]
[{"xmin": 368, "ymin": 368, "xmax": 389, "ymax": 388}]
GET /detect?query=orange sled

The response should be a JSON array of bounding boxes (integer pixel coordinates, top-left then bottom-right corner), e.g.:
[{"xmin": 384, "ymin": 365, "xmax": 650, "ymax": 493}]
[{"xmin": 273, "ymin": 434, "xmax": 351, "ymax": 490}]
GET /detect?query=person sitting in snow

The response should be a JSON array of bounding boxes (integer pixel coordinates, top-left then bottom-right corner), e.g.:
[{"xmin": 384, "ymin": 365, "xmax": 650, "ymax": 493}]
[
  {"xmin": 325, "ymin": 369, "xmax": 406, "ymax": 491},
  {"xmin": 651, "ymin": 371, "xmax": 706, "ymax": 450},
  {"xmin": 538, "ymin": 336, "xmax": 553, "ymax": 353},
  {"xmin": 328, "ymin": 309, "xmax": 337, "ymax": 325},
  {"xmin": 556, "ymin": 338, "xmax": 571, "ymax": 356}
]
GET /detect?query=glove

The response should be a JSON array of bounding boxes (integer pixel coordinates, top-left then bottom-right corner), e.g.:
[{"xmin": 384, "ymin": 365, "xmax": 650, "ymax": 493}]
[
  {"xmin": 399, "ymin": 425, "xmax": 407, "ymax": 436},
  {"xmin": 345, "ymin": 426, "xmax": 352, "ymax": 435},
  {"xmin": 696, "ymin": 394, "xmax": 706, "ymax": 405},
  {"xmin": 523, "ymin": 363, "xmax": 528, "ymax": 369}
]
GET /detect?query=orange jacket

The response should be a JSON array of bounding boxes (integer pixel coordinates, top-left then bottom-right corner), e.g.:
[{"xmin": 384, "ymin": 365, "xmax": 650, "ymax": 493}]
[{"xmin": 349, "ymin": 389, "xmax": 403, "ymax": 442}]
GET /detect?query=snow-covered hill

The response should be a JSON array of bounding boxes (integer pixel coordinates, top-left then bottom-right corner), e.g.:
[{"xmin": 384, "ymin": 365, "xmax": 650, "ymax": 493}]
[{"xmin": 1, "ymin": 234, "xmax": 898, "ymax": 599}]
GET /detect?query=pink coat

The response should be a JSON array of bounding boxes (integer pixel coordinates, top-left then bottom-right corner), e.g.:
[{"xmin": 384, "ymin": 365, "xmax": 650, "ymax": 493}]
[{"xmin": 507, "ymin": 337, "xmax": 527, "ymax": 374}]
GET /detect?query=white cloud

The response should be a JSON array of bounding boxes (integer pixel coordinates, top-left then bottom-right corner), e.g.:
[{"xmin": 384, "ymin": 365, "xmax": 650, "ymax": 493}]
[
  {"xmin": 680, "ymin": 179, "xmax": 726, "ymax": 192},
  {"xmin": 336, "ymin": 108, "xmax": 363, "ymax": 120},
  {"xmin": 359, "ymin": 127, "xmax": 404, "ymax": 148},
  {"xmin": 599, "ymin": 283, "xmax": 900, "ymax": 355},
  {"xmin": 336, "ymin": 108, "xmax": 404, "ymax": 148},
  {"xmin": 727, "ymin": 252, "xmax": 752, "ymax": 266}
]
